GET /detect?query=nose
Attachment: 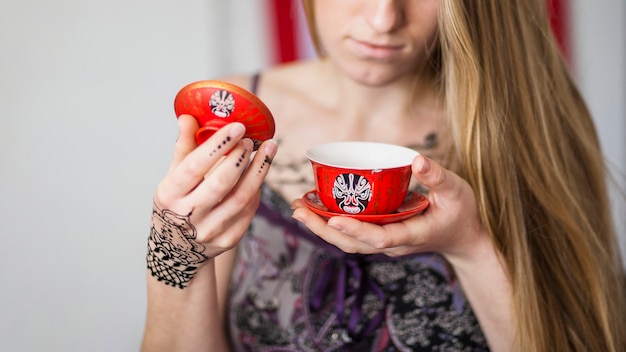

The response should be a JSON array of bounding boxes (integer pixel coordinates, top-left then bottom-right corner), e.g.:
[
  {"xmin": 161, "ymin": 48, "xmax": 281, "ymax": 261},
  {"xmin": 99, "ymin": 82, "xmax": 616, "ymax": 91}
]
[{"xmin": 365, "ymin": 0, "xmax": 405, "ymax": 33}]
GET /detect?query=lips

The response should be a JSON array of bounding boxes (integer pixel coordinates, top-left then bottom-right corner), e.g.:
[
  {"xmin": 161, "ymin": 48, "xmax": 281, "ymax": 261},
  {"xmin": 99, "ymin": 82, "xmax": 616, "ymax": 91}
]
[{"xmin": 347, "ymin": 38, "xmax": 404, "ymax": 60}]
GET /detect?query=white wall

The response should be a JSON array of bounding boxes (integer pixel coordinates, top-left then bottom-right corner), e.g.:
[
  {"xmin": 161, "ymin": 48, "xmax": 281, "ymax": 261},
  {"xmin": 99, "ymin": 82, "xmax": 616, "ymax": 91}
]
[
  {"xmin": 571, "ymin": 0, "xmax": 626, "ymax": 264},
  {"xmin": 0, "ymin": 1, "xmax": 268, "ymax": 351},
  {"xmin": 0, "ymin": 1, "xmax": 624, "ymax": 351}
]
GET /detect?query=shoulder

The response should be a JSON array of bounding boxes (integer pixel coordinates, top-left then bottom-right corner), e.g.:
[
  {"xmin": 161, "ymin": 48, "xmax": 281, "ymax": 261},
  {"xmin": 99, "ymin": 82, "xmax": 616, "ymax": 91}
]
[
  {"xmin": 216, "ymin": 59, "xmax": 324, "ymax": 101},
  {"xmin": 212, "ymin": 74, "xmax": 256, "ymax": 92},
  {"xmin": 217, "ymin": 60, "xmax": 328, "ymax": 129}
]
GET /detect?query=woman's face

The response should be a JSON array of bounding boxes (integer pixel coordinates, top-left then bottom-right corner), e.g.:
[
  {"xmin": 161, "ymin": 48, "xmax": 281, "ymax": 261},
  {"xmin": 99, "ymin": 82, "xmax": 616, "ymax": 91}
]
[{"xmin": 313, "ymin": 0, "xmax": 440, "ymax": 86}]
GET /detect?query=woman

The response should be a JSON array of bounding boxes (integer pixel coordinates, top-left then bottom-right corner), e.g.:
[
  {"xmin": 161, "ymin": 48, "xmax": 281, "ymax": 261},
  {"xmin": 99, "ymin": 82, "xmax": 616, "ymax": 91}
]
[{"xmin": 142, "ymin": 0, "xmax": 626, "ymax": 351}]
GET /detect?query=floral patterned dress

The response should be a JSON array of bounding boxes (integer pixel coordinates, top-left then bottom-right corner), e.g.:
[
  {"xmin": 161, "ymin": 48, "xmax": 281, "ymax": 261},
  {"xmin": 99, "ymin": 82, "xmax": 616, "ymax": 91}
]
[{"xmin": 227, "ymin": 185, "xmax": 489, "ymax": 351}]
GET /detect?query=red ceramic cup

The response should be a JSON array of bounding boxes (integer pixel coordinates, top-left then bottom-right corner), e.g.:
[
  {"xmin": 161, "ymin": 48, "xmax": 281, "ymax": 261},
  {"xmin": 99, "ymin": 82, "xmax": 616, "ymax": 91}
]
[
  {"xmin": 174, "ymin": 80, "xmax": 275, "ymax": 150},
  {"xmin": 306, "ymin": 141, "xmax": 419, "ymax": 215}
]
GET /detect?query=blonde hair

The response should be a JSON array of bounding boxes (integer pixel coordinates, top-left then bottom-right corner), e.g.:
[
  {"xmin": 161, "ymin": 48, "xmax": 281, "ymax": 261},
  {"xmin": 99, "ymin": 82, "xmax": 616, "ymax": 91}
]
[
  {"xmin": 438, "ymin": 1, "xmax": 626, "ymax": 350},
  {"xmin": 302, "ymin": 0, "xmax": 626, "ymax": 350}
]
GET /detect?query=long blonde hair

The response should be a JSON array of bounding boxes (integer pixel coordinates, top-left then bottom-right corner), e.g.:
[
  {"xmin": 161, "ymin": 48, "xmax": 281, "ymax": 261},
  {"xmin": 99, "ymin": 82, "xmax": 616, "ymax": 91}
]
[
  {"xmin": 302, "ymin": 0, "xmax": 626, "ymax": 350},
  {"xmin": 439, "ymin": 1, "xmax": 626, "ymax": 350}
]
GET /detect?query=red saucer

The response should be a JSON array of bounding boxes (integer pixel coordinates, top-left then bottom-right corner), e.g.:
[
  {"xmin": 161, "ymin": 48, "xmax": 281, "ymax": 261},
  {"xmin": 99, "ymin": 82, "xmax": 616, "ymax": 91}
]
[
  {"xmin": 174, "ymin": 80, "xmax": 275, "ymax": 149},
  {"xmin": 302, "ymin": 190, "xmax": 429, "ymax": 225}
]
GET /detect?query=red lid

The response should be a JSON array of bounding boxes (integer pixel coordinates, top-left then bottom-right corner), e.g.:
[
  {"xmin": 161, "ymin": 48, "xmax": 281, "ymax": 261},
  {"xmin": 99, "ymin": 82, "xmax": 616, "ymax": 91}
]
[{"xmin": 174, "ymin": 80, "xmax": 275, "ymax": 149}]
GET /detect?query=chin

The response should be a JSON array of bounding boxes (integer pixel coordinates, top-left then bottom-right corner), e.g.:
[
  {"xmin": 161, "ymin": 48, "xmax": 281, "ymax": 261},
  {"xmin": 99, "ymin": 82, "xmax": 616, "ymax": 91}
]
[
  {"xmin": 351, "ymin": 69, "xmax": 408, "ymax": 87},
  {"xmin": 339, "ymin": 60, "xmax": 416, "ymax": 87}
]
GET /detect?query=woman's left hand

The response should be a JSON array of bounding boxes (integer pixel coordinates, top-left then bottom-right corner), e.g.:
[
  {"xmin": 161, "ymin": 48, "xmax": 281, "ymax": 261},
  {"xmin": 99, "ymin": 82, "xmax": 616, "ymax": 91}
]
[{"xmin": 291, "ymin": 154, "xmax": 488, "ymax": 260}]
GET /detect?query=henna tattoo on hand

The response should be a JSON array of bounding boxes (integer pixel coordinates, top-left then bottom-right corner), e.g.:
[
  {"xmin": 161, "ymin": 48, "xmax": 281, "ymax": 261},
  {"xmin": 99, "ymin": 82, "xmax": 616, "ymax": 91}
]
[
  {"xmin": 257, "ymin": 155, "xmax": 273, "ymax": 175},
  {"xmin": 147, "ymin": 203, "xmax": 210, "ymax": 289},
  {"xmin": 236, "ymin": 148, "xmax": 248, "ymax": 168}
]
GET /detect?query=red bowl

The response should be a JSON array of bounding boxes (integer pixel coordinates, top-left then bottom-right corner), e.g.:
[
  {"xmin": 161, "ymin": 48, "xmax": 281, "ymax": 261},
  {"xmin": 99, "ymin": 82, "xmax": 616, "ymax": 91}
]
[
  {"xmin": 174, "ymin": 80, "xmax": 275, "ymax": 149},
  {"xmin": 306, "ymin": 142, "xmax": 418, "ymax": 215}
]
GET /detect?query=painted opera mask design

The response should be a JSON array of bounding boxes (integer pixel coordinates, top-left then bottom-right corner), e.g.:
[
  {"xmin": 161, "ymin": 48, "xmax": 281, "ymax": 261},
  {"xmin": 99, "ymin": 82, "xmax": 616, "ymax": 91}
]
[
  {"xmin": 332, "ymin": 173, "xmax": 372, "ymax": 214},
  {"xmin": 210, "ymin": 89, "xmax": 235, "ymax": 117}
]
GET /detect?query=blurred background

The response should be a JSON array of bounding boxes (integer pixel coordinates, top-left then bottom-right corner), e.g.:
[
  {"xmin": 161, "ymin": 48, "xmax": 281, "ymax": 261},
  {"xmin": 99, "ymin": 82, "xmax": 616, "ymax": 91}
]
[{"xmin": 0, "ymin": 0, "xmax": 624, "ymax": 351}]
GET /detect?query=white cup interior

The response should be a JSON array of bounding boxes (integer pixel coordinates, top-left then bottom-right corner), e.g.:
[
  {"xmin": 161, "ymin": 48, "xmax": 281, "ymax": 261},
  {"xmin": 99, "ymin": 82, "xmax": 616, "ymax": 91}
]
[{"xmin": 306, "ymin": 141, "xmax": 419, "ymax": 169}]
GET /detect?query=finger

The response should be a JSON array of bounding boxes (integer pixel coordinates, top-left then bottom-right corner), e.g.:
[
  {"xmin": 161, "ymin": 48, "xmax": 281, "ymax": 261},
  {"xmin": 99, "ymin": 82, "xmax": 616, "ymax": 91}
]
[
  {"xmin": 292, "ymin": 196, "xmax": 385, "ymax": 253},
  {"xmin": 169, "ymin": 114, "xmax": 200, "ymax": 172},
  {"xmin": 411, "ymin": 155, "xmax": 464, "ymax": 208},
  {"xmin": 327, "ymin": 216, "xmax": 411, "ymax": 248},
  {"xmin": 190, "ymin": 138, "xmax": 254, "ymax": 207},
  {"xmin": 412, "ymin": 155, "xmax": 446, "ymax": 188},
  {"xmin": 192, "ymin": 139, "xmax": 277, "ymax": 240},
  {"xmin": 202, "ymin": 139, "xmax": 278, "ymax": 222},
  {"xmin": 235, "ymin": 139, "xmax": 278, "ymax": 193},
  {"xmin": 292, "ymin": 206, "xmax": 377, "ymax": 254},
  {"xmin": 194, "ymin": 189, "xmax": 261, "ymax": 246},
  {"xmin": 291, "ymin": 198, "xmax": 305, "ymax": 208},
  {"xmin": 165, "ymin": 122, "xmax": 246, "ymax": 198}
]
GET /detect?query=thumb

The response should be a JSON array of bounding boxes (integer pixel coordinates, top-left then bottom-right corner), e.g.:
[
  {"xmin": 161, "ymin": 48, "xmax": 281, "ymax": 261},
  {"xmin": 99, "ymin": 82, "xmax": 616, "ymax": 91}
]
[
  {"xmin": 412, "ymin": 154, "xmax": 448, "ymax": 190},
  {"xmin": 170, "ymin": 114, "xmax": 200, "ymax": 170},
  {"xmin": 411, "ymin": 154, "xmax": 471, "ymax": 210}
]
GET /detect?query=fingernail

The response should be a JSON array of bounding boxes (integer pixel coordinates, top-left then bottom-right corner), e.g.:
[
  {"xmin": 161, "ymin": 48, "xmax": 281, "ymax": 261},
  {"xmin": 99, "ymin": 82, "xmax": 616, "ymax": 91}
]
[
  {"xmin": 328, "ymin": 224, "xmax": 344, "ymax": 232},
  {"xmin": 417, "ymin": 156, "xmax": 431, "ymax": 174},
  {"xmin": 327, "ymin": 220, "xmax": 344, "ymax": 232},
  {"xmin": 264, "ymin": 139, "xmax": 277, "ymax": 156},
  {"xmin": 230, "ymin": 123, "xmax": 245, "ymax": 139},
  {"xmin": 241, "ymin": 138, "xmax": 253, "ymax": 151}
]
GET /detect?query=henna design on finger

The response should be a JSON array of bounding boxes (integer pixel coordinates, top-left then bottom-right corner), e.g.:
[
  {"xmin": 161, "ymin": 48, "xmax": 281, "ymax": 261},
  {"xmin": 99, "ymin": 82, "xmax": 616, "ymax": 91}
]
[
  {"xmin": 147, "ymin": 203, "xmax": 210, "ymax": 289},
  {"xmin": 209, "ymin": 136, "xmax": 233, "ymax": 157},
  {"xmin": 236, "ymin": 149, "xmax": 248, "ymax": 168},
  {"xmin": 258, "ymin": 155, "xmax": 273, "ymax": 175}
]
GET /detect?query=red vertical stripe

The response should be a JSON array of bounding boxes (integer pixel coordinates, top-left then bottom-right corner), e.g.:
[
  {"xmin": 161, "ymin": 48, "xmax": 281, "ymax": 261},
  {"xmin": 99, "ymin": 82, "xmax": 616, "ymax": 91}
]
[
  {"xmin": 547, "ymin": 0, "xmax": 570, "ymax": 61},
  {"xmin": 268, "ymin": 0, "xmax": 299, "ymax": 63}
]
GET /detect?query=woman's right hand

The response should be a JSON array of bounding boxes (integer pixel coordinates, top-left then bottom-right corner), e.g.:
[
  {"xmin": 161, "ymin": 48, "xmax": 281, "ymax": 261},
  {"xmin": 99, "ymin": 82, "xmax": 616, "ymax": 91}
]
[{"xmin": 147, "ymin": 114, "xmax": 277, "ymax": 289}]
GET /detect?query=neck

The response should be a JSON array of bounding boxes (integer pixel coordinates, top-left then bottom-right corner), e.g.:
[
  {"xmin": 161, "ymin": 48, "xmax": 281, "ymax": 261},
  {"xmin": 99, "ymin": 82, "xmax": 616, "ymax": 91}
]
[{"xmin": 316, "ymin": 59, "xmax": 440, "ymax": 124}]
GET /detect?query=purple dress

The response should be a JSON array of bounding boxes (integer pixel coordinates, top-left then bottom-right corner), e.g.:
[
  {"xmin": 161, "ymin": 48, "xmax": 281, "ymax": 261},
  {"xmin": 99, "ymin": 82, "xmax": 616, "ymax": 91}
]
[{"xmin": 226, "ymin": 185, "xmax": 489, "ymax": 351}]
